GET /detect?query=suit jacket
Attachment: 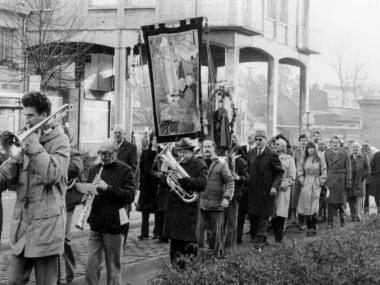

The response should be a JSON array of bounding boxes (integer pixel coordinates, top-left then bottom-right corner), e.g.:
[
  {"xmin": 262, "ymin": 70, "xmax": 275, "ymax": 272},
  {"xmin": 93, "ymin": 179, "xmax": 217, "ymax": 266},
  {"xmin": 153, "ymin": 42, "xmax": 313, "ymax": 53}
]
[
  {"xmin": 117, "ymin": 139, "xmax": 138, "ymax": 186},
  {"xmin": 348, "ymin": 154, "xmax": 369, "ymax": 198},
  {"xmin": 324, "ymin": 148, "xmax": 352, "ymax": 204},
  {"xmin": 248, "ymin": 146, "xmax": 284, "ymax": 217}
]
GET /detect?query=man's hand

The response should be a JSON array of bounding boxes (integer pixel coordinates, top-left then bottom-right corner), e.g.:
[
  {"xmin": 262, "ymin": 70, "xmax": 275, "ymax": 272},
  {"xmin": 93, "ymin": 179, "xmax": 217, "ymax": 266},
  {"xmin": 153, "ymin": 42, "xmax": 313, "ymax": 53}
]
[
  {"xmin": 232, "ymin": 173, "xmax": 240, "ymax": 181},
  {"xmin": 94, "ymin": 178, "xmax": 108, "ymax": 191},
  {"xmin": 21, "ymin": 130, "xmax": 41, "ymax": 155},
  {"xmin": 221, "ymin": 198, "xmax": 229, "ymax": 208},
  {"xmin": 270, "ymin": 187, "xmax": 277, "ymax": 197}
]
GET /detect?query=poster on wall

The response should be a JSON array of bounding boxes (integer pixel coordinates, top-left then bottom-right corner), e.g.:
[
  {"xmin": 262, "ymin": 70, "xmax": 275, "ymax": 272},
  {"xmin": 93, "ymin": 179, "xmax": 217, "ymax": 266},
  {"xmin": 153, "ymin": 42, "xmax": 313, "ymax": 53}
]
[{"xmin": 142, "ymin": 17, "xmax": 203, "ymax": 143}]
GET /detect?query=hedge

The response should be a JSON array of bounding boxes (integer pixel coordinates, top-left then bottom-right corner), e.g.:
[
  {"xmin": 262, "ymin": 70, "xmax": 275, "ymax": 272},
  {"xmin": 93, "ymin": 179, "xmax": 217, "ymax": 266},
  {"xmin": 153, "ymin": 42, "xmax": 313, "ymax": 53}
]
[{"xmin": 151, "ymin": 216, "xmax": 380, "ymax": 285}]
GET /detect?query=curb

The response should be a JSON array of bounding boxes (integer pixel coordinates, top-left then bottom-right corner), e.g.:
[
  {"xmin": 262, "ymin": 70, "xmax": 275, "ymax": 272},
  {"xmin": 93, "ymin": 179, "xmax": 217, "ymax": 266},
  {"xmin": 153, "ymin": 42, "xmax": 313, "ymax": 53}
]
[{"xmin": 0, "ymin": 220, "xmax": 148, "ymax": 252}]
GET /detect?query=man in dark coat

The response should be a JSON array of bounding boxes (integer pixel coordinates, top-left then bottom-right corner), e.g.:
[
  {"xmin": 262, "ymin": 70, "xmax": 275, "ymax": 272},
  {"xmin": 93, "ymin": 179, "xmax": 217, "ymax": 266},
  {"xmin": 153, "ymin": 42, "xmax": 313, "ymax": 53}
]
[
  {"xmin": 162, "ymin": 138, "xmax": 207, "ymax": 265},
  {"xmin": 348, "ymin": 142, "xmax": 369, "ymax": 221},
  {"xmin": 325, "ymin": 136, "xmax": 352, "ymax": 228},
  {"xmin": 85, "ymin": 139, "xmax": 135, "ymax": 284},
  {"xmin": 136, "ymin": 133, "xmax": 159, "ymax": 240},
  {"xmin": 113, "ymin": 124, "xmax": 138, "ymax": 248},
  {"xmin": 369, "ymin": 151, "xmax": 380, "ymax": 211},
  {"xmin": 247, "ymin": 130, "xmax": 284, "ymax": 250}
]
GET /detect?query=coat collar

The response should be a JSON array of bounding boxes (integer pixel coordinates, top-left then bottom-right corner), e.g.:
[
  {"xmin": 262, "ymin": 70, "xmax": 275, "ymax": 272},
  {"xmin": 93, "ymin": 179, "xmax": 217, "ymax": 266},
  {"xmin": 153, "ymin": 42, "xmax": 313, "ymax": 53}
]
[{"xmin": 40, "ymin": 125, "xmax": 64, "ymax": 144}]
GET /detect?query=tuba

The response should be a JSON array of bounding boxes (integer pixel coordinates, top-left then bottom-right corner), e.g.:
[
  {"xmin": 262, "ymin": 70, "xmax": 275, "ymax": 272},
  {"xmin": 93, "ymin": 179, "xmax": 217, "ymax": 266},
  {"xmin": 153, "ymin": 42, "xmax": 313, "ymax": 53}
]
[
  {"xmin": 157, "ymin": 145, "xmax": 198, "ymax": 203},
  {"xmin": 0, "ymin": 104, "xmax": 71, "ymax": 162}
]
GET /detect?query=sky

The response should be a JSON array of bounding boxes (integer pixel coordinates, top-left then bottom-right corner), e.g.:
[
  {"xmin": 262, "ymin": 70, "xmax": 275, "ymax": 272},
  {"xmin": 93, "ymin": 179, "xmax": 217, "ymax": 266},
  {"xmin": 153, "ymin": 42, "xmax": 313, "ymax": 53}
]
[{"xmin": 309, "ymin": 0, "xmax": 380, "ymax": 87}]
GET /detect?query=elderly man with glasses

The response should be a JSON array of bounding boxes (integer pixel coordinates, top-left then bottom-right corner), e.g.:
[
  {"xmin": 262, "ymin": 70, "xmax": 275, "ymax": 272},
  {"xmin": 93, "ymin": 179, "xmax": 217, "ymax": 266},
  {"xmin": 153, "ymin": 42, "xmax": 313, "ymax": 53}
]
[
  {"xmin": 247, "ymin": 130, "xmax": 284, "ymax": 250},
  {"xmin": 84, "ymin": 139, "xmax": 135, "ymax": 285}
]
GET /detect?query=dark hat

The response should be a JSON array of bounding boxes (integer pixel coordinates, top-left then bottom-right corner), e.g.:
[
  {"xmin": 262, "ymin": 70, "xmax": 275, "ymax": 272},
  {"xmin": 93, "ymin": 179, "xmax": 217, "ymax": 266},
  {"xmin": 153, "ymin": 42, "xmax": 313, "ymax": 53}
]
[{"xmin": 176, "ymin": 137, "xmax": 195, "ymax": 151}]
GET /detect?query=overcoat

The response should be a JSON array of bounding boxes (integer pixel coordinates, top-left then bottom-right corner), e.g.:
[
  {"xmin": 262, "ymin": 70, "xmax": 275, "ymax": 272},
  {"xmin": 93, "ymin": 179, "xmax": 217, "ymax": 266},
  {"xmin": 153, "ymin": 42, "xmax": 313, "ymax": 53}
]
[
  {"xmin": 151, "ymin": 158, "xmax": 170, "ymax": 212},
  {"xmin": 324, "ymin": 148, "xmax": 352, "ymax": 204},
  {"xmin": 117, "ymin": 139, "xmax": 138, "ymax": 185},
  {"xmin": 137, "ymin": 148, "xmax": 158, "ymax": 213},
  {"xmin": 297, "ymin": 155, "xmax": 327, "ymax": 215},
  {"xmin": 369, "ymin": 152, "xmax": 380, "ymax": 197},
  {"xmin": 347, "ymin": 154, "xmax": 369, "ymax": 198},
  {"xmin": 0, "ymin": 126, "xmax": 70, "ymax": 257},
  {"xmin": 248, "ymin": 146, "xmax": 284, "ymax": 217},
  {"xmin": 290, "ymin": 147, "xmax": 304, "ymax": 210},
  {"xmin": 163, "ymin": 156, "xmax": 207, "ymax": 242},
  {"xmin": 275, "ymin": 153, "xmax": 296, "ymax": 218}
]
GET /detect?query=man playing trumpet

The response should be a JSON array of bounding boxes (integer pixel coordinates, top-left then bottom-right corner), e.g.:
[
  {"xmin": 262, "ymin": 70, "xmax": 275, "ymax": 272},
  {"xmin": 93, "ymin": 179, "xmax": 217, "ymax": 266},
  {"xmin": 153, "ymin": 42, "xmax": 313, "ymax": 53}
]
[
  {"xmin": 0, "ymin": 92, "xmax": 70, "ymax": 285},
  {"xmin": 84, "ymin": 139, "xmax": 135, "ymax": 285}
]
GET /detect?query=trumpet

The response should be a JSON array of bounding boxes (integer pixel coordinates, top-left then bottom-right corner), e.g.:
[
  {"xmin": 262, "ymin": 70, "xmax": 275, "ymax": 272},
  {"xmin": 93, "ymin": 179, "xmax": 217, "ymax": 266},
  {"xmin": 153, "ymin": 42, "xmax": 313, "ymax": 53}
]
[
  {"xmin": 75, "ymin": 165, "xmax": 103, "ymax": 230},
  {"xmin": 157, "ymin": 145, "xmax": 198, "ymax": 203},
  {"xmin": 0, "ymin": 104, "xmax": 71, "ymax": 162}
]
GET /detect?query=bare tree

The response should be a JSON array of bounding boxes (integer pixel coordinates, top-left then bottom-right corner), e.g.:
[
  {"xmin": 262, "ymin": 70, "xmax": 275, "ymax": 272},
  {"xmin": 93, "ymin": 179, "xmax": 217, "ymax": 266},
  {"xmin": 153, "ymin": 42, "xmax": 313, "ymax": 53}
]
[
  {"xmin": 2, "ymin": 0, "xmax": 92, "ymax": 90},
  {"xmin": 332, "ymin": 49, "xmax": 368, "ymax": 103}
]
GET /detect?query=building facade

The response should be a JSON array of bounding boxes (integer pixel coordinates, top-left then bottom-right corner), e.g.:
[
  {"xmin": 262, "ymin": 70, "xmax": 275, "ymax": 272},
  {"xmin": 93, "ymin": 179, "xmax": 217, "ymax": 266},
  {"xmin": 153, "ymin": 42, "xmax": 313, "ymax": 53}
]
[{"xmin": 0, "ymin": 0, "xmax": 315, "ymax": 152}]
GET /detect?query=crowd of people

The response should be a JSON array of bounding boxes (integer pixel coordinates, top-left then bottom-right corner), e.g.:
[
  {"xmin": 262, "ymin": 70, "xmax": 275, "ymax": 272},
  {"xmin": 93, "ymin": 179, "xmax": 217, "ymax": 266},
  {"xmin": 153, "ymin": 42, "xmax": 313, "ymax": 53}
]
[{"xmin": 1, "ymin": 92, "xmax": 380, "ymax": 285}]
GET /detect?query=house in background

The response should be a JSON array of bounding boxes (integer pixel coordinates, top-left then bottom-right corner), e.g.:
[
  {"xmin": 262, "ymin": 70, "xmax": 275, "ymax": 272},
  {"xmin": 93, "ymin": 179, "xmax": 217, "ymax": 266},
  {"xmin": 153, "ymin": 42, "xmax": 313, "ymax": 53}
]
[{"xmin": 0, "ymin": 0, "xmax": 316, "ymax": 153}]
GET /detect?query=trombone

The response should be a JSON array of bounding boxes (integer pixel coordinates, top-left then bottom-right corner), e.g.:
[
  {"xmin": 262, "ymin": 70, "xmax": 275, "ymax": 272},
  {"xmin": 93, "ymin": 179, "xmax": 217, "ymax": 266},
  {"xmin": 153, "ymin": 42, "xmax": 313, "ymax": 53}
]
[{"xmin": 0, "ymin": 104, "xmax": 71, "ymax": 162}]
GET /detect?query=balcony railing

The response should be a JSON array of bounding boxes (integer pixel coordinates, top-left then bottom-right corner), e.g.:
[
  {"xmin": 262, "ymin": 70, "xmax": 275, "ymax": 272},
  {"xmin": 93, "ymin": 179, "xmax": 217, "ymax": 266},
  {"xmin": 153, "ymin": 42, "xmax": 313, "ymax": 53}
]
[{"xmin": 158, "ymin": 0, "xmax": 263, "ymax": 35}]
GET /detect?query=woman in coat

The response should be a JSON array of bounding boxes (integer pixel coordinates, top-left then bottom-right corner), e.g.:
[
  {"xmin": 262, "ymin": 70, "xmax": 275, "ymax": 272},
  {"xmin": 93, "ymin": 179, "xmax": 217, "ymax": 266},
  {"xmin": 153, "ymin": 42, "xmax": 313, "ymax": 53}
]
[
  {"xmin": 369, "ymin": 151, "xmax": 380, "ymax": 211},
  {"xmin": 348, "ymin": 142, "xmax": 369, "ymax": 221},
  {"xmin": 136, "ymin": 132, "xmax": 159, "ymax": 240},
  {"xmin": 273, "ymin": 139, "xmax": 296, "ymax": 242},
  {"xmin": 297, "ymin": 141, "xmax": 327, "ymax": 236}
]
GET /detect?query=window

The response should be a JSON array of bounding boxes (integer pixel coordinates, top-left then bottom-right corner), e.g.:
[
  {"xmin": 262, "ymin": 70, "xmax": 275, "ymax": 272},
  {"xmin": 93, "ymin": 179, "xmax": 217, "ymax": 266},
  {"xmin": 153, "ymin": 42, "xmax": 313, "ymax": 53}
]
[
  {"xmin": 90, "ymin": 0, "xmax": 118, "ymax": 7},
  {"xmin": 279, "ymin": 0, "xmax": 288, "ymax": 24},
  {"xmin": 0, "ymin": 27, "xmax": 14, "ymax": 61},
  {"xmin": 267, "ymin": 0, "xmax": 276, "ymax": 19},
  {"xmin": 125, "ymin": 0, "xmax": 155, "ymax": 7}
]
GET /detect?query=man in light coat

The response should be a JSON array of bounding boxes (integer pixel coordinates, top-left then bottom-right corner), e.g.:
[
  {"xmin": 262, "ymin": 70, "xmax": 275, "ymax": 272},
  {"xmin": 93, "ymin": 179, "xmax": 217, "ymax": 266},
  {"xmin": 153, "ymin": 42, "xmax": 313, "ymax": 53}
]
[
  {"xmin": 348, "ymin": 142, "xmax": 369, "ymax": 221},
  {"xmin": 325, "ymin": 136, "xmax": 352, "ymax": 228},
  {"xmin": 198, "ymin": 138, "xmax": 234, "ymax": 257},
  {"xmin": 273, "ymin": 139, "xmax": 296, "ymax": 243},
  {"xmin": 0, "ymin": 92, "xmax": 70, "ymax": 284}
]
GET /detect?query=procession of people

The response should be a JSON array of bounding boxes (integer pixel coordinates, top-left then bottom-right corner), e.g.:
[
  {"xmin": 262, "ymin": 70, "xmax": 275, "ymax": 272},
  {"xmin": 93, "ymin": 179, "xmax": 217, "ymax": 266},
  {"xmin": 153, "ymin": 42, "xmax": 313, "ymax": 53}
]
[{"xmin": 0, "ymin": 91, "xmax": 379, "ymax": 285}]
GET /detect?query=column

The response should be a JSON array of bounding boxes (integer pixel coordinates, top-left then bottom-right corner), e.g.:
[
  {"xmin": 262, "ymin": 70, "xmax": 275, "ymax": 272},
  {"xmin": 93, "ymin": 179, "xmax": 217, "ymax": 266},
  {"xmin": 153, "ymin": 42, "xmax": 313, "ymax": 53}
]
[
  {"xmin": 267, "ymin": 58, "xmax": 279, "ymax": 136},
  {"xmin": 300, "ymin": 64, "xmax": 309, "ymax": 134},
  {"xmin": 225, "ymin": 46, "xmax": 239, "ymax": 90}
]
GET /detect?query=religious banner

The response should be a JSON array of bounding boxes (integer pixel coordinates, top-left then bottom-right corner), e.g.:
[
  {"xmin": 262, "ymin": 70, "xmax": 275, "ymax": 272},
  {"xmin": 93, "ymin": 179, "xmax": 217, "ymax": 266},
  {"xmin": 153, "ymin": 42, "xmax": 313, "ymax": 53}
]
[{"xmin": 142, "ymin": 17, "xmax": 203, "ymax": 143}]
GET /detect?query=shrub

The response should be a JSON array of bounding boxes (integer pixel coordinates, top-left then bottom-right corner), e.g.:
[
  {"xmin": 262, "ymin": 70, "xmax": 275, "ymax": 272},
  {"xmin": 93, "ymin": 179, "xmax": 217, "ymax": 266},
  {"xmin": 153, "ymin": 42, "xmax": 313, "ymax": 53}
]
[{"xmin": 151, "ymin": 217, "xmax": 380, "ymax": 285}]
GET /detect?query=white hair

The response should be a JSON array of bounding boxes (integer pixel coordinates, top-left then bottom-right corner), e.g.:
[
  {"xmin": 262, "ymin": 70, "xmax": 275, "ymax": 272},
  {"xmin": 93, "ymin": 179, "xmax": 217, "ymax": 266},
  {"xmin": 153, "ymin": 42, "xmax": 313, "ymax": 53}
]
[{"xmin": 113, "ymin": 124, "xmax": 125, "ymax": 133}]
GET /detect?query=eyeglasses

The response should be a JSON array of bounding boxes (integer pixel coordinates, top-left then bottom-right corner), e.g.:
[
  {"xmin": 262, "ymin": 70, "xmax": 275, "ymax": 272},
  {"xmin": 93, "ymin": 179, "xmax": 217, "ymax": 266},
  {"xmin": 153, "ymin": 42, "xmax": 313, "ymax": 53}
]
[
  {"xmin": 255, "ymin": 138, "xmax": 264, "ymax": 142},
  {"xmin": 98, "ymin": 151, "xmax": 112, "ymax": 157},
  {"xmin": 362, "ymin": 145, "xmax": 368, "ymax": 148}
]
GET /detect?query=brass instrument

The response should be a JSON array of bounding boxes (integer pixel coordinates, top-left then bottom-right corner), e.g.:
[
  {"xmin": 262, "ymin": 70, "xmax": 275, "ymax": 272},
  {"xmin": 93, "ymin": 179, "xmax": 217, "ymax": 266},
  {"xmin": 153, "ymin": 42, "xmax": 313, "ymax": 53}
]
[
  {"xmin": 0, "ymin": 104, "xmax": 71, "ymax": 162},
  {"xmin": 157, "ymin": 145, "xmax": 198, "ymax": 203},
  {"xmin": 75, "ymin": 165, "xmax": 103, "ymax": 230}
]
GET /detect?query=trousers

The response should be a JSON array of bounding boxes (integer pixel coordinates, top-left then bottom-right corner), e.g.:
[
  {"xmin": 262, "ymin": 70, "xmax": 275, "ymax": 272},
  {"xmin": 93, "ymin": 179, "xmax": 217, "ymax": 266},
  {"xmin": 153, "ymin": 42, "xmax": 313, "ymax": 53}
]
[
  {"xmin": 327, "ymin": 203, "xmax": 346, "ymax": 226},
  {"xmin": 249, "ymin": 215, "xmax": 269, "ymax": 247},
  {"xmin": 272, "ymin": 216, "xmax": 285, "ymax": 242},
  {"xmin": 59, "ymin": 209, "xmax": 76, "ymax": 282},
  {"xmin": 223, "ymin": 200, "xmax": 238, "ymax": 251},
  {"xmin": 85, "ymin": 231, "xmax": 122, "ymax": 285},
  {"xmin": 198, "ymin": 210, "xmax": 225, "ymax": 256},
  {"xmin": 8, "ymin": 253, "xmax": 59, "ymax": 285},
  {"xmin": 237, "ymin": 194, "xmax": 249, "ymax": 241}
]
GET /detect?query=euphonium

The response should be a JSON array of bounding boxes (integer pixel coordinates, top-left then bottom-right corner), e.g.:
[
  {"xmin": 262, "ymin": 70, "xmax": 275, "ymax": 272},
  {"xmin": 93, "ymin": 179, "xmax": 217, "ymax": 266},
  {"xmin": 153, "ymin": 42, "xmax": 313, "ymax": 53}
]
[
  {"xmin": 0, "ymin": 104, "xmax": 71, "ymax": 162},
  {"xmin": 157, "ymin": 145, "xmax": 198, "ymax": 203}
]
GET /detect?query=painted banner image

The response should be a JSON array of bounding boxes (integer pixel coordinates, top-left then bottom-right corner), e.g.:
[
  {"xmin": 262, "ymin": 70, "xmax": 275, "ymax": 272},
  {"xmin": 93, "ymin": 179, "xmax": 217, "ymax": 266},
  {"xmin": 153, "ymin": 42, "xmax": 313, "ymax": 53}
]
[{"xmin": 142, "ymin": 18, "xmax": 203, "ymax": 143}]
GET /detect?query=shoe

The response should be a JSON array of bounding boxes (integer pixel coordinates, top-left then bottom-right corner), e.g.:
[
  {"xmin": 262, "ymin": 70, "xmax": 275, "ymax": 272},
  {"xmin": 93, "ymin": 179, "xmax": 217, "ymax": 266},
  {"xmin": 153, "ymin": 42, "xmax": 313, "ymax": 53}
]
[
  {"xmin": 152, "ymin": 235, "xmax": 159, "ymax": 240},
  {"xmin": 138, "ymin": 235, "xmax": 149, "ymax": 240},
  {"xmin": 299, "ymin": 225, "xmax": 306, "ymax": 231},
  {"xmin": 237, "ymin": 237, "xmax": 242, "ymax": 244},
  {"xmin": 327, "ymin": 224, "xmax": 333, "ymax": 229},
  {"xmin": 340, "ymin": 221, "xmax": 345, "ymax": 227}
]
